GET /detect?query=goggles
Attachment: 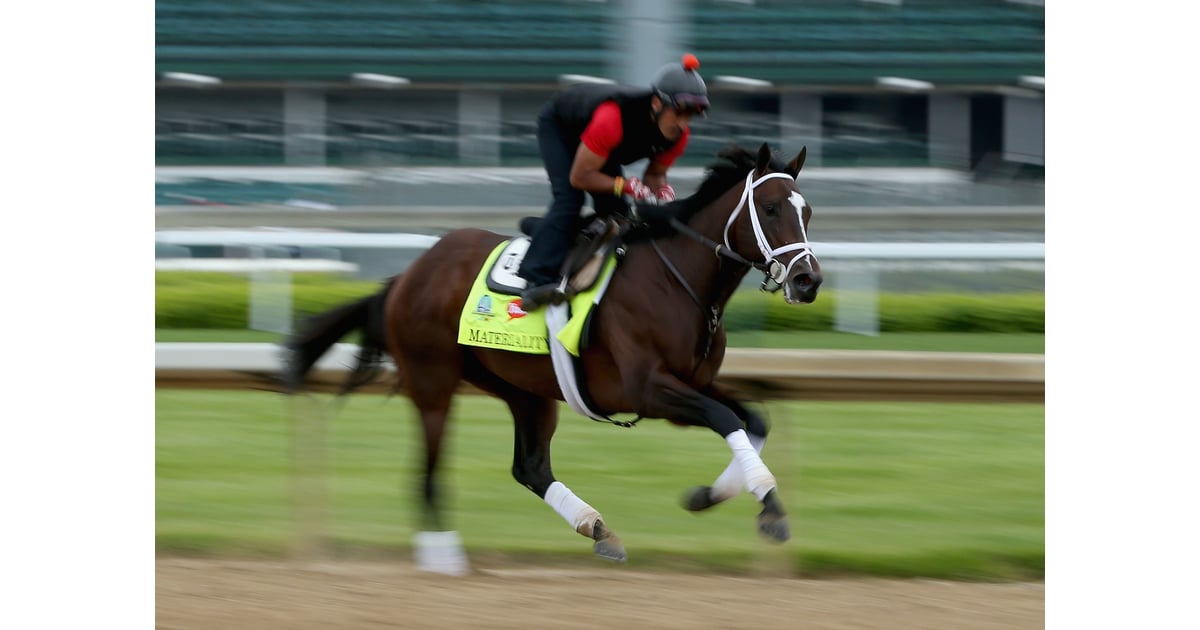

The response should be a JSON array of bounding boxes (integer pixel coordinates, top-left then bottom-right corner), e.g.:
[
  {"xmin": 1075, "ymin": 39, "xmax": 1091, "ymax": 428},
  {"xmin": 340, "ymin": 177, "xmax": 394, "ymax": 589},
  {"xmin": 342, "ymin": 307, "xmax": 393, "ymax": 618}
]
[
  {"xmin": 671, "ymin": 93, "xmax": 710, "ymax": 117},
  {"xmin": 658, "ymin": 90, "xmax": 710, "ymax": 117}
]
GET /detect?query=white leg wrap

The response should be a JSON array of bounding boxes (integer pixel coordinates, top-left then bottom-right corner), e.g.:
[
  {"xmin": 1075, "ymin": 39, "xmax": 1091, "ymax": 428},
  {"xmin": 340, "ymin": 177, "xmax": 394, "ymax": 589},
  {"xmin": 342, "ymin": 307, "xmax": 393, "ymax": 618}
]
[
  {"xmin": 725, "ymin": 429, "xmax": 776, "ymax": 501},
  {"xmin": 544, "ymin": 481, "xmax": 601, "ymax": 533},
  {"xmin": 413, "ymin": 530, "xmax": 470, "ymax": 576},
  {"xmin": 711, "ymin": 432, "xmax": 766, "ymax": 502}
]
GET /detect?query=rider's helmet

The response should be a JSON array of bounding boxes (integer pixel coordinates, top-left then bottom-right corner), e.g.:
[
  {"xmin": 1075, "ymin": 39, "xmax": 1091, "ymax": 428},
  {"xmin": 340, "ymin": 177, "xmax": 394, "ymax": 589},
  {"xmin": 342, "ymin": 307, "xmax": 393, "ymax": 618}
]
[{"xmin": 650, "ymin": 53, "xmax": 709, "ymax": 117}]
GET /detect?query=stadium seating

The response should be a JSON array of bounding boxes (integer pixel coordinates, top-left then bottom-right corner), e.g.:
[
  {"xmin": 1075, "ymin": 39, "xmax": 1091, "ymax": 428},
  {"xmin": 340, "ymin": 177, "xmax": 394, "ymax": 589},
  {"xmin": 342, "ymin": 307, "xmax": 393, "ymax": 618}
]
[
  {"xmin": 155, "ymin": 0, "xmax": 1042, "ymax": 168},
  {"xmin": 156, "ymin": 0, "xmax": 1042, "ymax": 84}
]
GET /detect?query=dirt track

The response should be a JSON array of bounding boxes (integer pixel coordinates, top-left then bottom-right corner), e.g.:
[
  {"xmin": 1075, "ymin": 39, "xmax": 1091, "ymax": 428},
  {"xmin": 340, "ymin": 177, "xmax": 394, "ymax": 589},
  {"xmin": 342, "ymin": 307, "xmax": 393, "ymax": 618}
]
[{"xmin": 157, "ymin": 557, "xmax": 1043, "ymax": 629}]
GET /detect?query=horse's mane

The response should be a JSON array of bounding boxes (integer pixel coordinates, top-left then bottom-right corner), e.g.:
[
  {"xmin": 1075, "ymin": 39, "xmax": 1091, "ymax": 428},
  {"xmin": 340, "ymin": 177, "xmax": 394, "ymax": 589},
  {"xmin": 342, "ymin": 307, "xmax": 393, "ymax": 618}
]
[
  {"xmin": 622, "ymin": 144, "xmax": 789, "ymax": 241},
  {"xmin": 673, "ymin": 144, "xmax": 790, "ymax": 223}
]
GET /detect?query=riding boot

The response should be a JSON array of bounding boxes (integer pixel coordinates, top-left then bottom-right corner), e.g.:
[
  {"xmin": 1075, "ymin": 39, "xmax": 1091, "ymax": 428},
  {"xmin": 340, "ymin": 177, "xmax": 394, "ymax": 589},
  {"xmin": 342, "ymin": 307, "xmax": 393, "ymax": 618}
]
[{"xmin": 520, "ymin": 282, "xmax": 566, "ymax": 311}]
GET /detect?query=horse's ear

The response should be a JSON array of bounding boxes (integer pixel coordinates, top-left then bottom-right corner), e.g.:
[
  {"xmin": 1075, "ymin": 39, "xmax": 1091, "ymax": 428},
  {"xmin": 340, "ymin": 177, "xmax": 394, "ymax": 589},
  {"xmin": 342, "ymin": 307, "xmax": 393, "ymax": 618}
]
[
  {"xmin": 754, "ymin": 142, "xmax": 772, "ymax": 177},
  {"xmin": 787, "ymin": 146, "xmax": 808, "ymax": 178}
]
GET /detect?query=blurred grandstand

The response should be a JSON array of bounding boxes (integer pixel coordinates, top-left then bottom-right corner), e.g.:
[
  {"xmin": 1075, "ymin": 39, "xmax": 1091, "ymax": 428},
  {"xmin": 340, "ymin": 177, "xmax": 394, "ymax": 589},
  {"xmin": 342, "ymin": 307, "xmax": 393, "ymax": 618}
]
[{"xmin": 155, "ymin": 0, "xmax": 1044, "ymax": 289}]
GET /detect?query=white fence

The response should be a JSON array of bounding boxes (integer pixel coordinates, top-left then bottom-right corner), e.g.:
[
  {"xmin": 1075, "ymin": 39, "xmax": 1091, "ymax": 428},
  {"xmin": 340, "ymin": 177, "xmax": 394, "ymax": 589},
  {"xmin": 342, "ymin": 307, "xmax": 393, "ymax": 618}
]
[
  {"xmin": 155, "ymin": 230, "xmax": 1044, "ymax": 336},
  {"xmin": 155, "ymin": 229, "xmax": 1042, "ymax": 260}
]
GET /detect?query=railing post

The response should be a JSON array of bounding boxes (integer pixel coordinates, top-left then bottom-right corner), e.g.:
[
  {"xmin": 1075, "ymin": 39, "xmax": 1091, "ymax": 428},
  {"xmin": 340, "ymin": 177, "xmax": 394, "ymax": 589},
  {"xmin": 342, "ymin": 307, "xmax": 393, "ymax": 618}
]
[
  {"xmin": 247, "ymin": 246, "xmax": 293, "ymax": 335},
  {"xmin": 458, "ymin": 89, "xmax": 501, "ymax": 166},
  {"xmin": 283, "ymin": 88, "xmax": 327, "ymax": 166},
  {"xmin": 833, "ymin": 264, "xmax": 880, "ymax": 337}
]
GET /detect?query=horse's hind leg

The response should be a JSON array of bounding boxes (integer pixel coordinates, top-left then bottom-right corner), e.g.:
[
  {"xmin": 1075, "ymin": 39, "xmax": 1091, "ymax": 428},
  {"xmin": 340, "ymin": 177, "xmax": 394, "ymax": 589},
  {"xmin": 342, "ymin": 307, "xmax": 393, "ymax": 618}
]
[
  {"xmin": 406, "ymin": 356, "xmax": 470, "ymax": 575},
  {"xmin": 493, "ymin": 383, "xmax": 626, "ymax": 563},
  {"xmin": 683, "ymin": 389, "xmax": 769, "ymax": 512}
]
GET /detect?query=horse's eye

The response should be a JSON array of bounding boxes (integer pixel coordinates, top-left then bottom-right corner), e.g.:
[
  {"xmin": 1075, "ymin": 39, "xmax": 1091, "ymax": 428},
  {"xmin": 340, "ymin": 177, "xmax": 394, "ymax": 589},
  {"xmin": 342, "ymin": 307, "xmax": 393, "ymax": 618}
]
[{"xmin": 763, "ymin": 203, "xmax": 779, "ymax": 217}]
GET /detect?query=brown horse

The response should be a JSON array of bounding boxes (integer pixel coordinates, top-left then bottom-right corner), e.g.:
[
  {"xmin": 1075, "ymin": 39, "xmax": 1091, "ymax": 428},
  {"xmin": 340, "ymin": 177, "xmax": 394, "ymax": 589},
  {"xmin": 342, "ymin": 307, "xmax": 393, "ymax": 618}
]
[{"xmin": 285, "ymin": 143, "xmax": 823, "ymax": 573}]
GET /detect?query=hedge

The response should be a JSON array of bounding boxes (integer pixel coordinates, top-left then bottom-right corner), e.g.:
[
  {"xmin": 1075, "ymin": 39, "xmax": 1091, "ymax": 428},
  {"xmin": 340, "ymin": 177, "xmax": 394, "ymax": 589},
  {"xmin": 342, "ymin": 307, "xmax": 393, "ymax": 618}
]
[
  {"xmin": 155, "ymin": 272, "xmax": 382, "ymax": 330},
  {"xmin": 155, "ymin": 272, "xmax": 1044, "ymax": 333}
]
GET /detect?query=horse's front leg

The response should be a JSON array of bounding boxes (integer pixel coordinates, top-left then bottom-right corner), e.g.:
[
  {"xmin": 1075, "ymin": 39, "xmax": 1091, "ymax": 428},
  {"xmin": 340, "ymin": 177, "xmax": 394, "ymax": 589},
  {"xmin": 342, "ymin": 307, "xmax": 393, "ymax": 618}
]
[
  {"xmin": 640, "ymin": 375, "xmax": 789, "ymax": 543},
  {"xmin": 503, "ymin": 388, "xmax": 627, "ymax": 562},
  {"xmin": 682, "ymin": 386, "xmax": 770, "ymax": 511}
]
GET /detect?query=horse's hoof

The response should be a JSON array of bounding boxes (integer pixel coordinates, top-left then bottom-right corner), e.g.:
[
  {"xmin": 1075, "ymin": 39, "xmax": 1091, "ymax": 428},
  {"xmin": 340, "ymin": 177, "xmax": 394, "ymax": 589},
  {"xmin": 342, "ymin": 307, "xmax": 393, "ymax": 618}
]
[
  {"xmin": 413, "ymin": 530, "xmax": 471, "ymax": 576},
  {"xmin": 591, "ymin": 520, "xmax": 627, "ymax": 563},
  {"xmin": 681, "ymin": 485, "xmax": 718, "ymax": 512},
  {"xmin": 757, "ymin": 512, "xmax": 790, "ymax": 543},
  {"xmin": 757, "ymin": 489, "xmax": 790, "ymax": 543},
  {"xmin": 594, "ymin": 536, "xmax": 627, "ymax": 562}
]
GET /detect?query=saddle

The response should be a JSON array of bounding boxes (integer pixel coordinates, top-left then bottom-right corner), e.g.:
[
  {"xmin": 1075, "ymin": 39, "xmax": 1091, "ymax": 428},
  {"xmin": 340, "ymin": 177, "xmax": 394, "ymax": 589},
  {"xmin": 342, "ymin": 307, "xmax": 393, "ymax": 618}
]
[{"xmin": 511, "ymin": 214, "xmax": 626, "ymax": 300}]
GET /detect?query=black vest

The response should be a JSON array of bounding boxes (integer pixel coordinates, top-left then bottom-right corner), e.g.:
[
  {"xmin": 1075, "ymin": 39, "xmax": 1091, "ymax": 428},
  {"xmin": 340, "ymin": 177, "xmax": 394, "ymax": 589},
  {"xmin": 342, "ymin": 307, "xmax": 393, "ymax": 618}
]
[{"xmin": 550, "ymin": 83, "xmax": 680, "ymax": 171}]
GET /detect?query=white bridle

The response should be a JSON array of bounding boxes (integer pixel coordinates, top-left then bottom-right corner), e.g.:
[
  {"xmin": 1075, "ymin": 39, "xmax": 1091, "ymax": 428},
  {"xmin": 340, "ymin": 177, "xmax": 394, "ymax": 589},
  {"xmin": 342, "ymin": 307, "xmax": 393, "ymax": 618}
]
[{"xmin": 722, "ymin": 171, "xmax": 819, "ymax": 286}]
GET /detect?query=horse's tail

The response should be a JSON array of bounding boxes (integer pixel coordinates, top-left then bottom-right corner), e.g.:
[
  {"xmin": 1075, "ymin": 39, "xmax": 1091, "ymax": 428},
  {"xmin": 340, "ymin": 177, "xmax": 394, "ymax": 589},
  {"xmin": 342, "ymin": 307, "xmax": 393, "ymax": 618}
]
[{"xmin": 282, "ymin": 275, "xmax": 399, "ymax": 396}]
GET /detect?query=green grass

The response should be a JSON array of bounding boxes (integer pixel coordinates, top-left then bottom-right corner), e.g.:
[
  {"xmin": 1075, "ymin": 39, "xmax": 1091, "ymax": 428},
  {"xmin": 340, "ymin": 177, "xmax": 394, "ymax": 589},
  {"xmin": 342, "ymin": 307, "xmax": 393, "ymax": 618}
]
[
  {"xmin": 155, "ymin": 328, "xmax": 1044, "ymax": 353},
  {"xmin": 156, "ymin": 329, "xmax": 285, "ymax": 343},
  {"xmin": 157, "ymin": 391, "xmax": 1044, "ymax": 579}
]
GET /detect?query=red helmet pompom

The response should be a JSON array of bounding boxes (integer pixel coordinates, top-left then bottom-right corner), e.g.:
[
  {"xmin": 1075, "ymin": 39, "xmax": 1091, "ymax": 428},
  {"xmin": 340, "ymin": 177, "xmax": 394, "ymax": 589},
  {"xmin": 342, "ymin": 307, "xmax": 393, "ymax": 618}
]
[{"xmin": 681, "ymin": 53, "xmax": 700, "ymax": 71}]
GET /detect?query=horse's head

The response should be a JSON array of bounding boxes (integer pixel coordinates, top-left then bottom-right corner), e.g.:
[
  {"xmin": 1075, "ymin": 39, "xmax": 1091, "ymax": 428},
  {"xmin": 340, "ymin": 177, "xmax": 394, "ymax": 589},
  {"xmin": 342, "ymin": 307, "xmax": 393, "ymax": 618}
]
[{"xmin": 724, "ymin": 143, "xmax": 823, "ymax": 304}]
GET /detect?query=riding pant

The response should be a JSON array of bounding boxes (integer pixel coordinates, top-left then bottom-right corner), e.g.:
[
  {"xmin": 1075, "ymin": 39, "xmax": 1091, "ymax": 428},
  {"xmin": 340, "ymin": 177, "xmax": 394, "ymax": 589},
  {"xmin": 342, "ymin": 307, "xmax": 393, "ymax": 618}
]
[{"xmin": 518, "ymin": 104, "xmax": 625, "ymax": 286}]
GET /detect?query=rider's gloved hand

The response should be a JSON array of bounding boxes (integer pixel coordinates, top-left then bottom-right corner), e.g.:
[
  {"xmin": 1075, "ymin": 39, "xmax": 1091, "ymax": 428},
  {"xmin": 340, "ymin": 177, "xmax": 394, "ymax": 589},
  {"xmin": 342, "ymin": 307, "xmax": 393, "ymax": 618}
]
[
  {"xmin": 656, "ymin": 183, "xmax": 676, "ymax": 203},
  {"xmin": 615, "ymin": 176, "xmax": 656, "ymax": 203}
]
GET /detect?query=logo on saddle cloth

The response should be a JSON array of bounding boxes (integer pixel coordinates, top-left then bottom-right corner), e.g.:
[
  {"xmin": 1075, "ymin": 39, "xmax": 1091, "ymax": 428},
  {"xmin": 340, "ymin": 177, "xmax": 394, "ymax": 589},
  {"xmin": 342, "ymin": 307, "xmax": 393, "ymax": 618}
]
[{"xmin": 458, "ymin": 238, "xmax": 618, "ymax": 356}]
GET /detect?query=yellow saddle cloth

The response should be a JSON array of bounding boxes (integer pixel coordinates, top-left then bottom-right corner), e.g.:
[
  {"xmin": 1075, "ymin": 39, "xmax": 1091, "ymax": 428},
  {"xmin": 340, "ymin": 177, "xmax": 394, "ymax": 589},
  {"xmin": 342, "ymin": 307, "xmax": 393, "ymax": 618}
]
[{"xmin": 457, "ymin": 239, "xmax": 618, "ymax": 356}]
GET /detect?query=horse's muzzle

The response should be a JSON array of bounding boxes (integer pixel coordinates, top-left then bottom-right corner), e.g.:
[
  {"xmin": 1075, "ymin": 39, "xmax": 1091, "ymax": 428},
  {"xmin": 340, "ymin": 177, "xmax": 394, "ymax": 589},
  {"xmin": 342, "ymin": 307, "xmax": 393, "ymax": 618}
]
[{"xmin": 785, "ymin": 271, "xmax": 822, "ymax": 304}]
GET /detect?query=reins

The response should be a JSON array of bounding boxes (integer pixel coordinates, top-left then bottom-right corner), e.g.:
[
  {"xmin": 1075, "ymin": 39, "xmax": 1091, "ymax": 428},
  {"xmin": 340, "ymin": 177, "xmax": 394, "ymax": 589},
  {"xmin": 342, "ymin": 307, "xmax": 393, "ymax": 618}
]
[{"xmin": 666, "ymin": 216, "xmax": 763, "ymax": 272}]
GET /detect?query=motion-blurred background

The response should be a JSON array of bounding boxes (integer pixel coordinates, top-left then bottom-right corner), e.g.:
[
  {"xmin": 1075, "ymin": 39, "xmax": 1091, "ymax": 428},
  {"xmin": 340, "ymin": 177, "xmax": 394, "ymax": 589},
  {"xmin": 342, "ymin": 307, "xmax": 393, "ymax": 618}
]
[{"xmin": 156, "ymin": 0, "xmax": 1044, "ymax": 322}]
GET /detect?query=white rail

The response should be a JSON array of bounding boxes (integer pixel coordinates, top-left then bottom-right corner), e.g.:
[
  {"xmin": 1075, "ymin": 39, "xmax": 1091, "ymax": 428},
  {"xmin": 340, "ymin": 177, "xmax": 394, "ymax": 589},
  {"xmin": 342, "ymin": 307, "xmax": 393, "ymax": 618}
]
[
  {"xmin": 154, "ymin": 230, "xmax": 1042, "ymax": 260},
  {"xmin": 155, "ymin": 258, "xmax": 360, "ymax": 273},
  {"xmin": 155, "ymin": 230, "xmax": 440, "ymax": 249}
]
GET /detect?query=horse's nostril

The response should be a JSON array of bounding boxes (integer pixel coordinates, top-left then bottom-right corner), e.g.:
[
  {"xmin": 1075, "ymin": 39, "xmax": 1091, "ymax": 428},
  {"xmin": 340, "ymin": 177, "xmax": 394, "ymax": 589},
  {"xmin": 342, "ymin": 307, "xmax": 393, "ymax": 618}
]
[{"xmin": 791, "ymin": 273, "xmax": 822, "ymax": 298}]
